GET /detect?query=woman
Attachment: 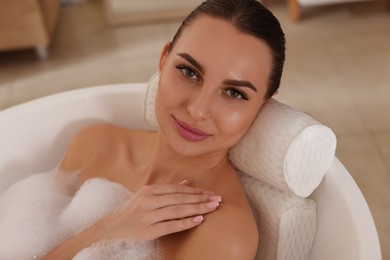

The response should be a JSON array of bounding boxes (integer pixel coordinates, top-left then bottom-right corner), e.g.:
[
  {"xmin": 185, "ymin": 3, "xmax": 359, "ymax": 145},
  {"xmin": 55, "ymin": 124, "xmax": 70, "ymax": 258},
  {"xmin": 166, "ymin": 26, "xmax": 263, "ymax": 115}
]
[{"xmin": 43, "ymin": 0, "xmax": 285, "ymax": 259}]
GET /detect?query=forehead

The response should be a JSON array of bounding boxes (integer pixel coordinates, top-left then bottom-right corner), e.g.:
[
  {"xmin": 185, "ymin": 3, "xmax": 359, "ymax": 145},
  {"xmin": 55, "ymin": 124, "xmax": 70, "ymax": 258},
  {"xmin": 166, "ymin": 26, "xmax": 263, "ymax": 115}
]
[{"xmin": 170, "ymin": 16, "xmax": 272, "ymax": 88}]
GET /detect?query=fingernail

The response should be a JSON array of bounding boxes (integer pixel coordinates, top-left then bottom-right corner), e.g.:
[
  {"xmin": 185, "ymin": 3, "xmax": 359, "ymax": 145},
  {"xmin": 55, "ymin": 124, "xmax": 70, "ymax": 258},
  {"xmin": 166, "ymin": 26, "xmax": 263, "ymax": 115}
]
[
  {"xmin": 193, "ymin": 215, "xmax": 204, "ymax": 223},
  {"xmin": 179, "ymin": 180, "xmax": 190, "ymax": 185},
  {"xmin": 206, "ymin": 201, "xmax": 219, "ymax": 209},
  {"xmin": 209, "ymin": 195, "xmax": 222, "ymax": 203},
  {"xmin": 203, "ymin": 190, "xmax": 214, "ymax": 195}
]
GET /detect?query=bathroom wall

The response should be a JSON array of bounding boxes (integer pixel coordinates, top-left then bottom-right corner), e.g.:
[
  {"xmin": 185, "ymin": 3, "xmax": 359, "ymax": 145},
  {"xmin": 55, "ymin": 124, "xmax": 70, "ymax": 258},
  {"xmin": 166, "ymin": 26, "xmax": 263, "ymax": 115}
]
[
  {"xmin": 298, "ymin": 0, "xmax": 375, "ymax": 6},
  {"xmin": 103, "ymin": 0, "xmax": 203, "ymax": 25}
]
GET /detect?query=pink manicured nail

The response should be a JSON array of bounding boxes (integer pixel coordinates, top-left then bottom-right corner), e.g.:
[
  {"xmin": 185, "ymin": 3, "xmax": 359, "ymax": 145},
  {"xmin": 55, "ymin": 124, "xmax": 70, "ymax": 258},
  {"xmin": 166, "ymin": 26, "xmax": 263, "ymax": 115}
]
[
  {"xmin": 206, "ymin": 201, "xmax": 219, "ymax": 209},
  {"xmin": 193, "ymin": 215, "xmax": 204, "ymax": 223},
  {"xmin": 203, "ymin": 190, "xmax": 214, "ymax": 195},
  {"xmin": 179, "ymin": 180, "xmax": 190, "ymax": 185},
  {"xmin": 209, "ymin": 195, "xmax": 222, "ymax": 202}
]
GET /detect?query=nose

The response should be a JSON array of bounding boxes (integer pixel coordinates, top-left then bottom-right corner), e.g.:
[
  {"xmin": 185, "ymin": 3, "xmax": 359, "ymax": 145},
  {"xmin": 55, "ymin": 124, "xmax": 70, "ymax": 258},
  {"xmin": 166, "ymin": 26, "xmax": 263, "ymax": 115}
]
[{"xmin": 187, "ymin": 89, "xmax": 213, "ymax": 121}]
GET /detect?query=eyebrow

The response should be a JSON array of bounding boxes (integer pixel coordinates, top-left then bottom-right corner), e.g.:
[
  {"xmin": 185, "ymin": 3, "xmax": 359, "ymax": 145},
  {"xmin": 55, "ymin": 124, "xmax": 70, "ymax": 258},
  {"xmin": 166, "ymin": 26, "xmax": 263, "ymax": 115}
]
[
  {"xmin": 177, "ymin": 53, "xmax": 205, "ymax": 74},
  {"xmin": 223, "ymin": 79, "xmax": 257, "ymax": 92},
  {"xmin": 177, "ymin": 52, "xmax": 257, "ymax": 93}
]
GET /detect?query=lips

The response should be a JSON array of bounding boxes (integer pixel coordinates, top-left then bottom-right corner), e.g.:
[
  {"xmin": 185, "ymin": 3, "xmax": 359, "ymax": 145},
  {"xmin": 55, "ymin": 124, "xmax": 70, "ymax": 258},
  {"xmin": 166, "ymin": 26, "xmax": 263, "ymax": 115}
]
[{"xmin": 173, "ymin": 116, "xmax": 211, "ymax": 141}]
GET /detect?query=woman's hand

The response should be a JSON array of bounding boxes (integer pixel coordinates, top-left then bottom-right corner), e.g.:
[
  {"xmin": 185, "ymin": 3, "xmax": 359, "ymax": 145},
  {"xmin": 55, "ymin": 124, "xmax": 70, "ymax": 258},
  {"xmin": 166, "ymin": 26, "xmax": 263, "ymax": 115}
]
[
  {"xmin": 100, "ymin": 181, "xmax": 221, "ymax": 241},
  {"xmin": 41, "ymin": 181, "xmax": 221, "ymax": 260}
]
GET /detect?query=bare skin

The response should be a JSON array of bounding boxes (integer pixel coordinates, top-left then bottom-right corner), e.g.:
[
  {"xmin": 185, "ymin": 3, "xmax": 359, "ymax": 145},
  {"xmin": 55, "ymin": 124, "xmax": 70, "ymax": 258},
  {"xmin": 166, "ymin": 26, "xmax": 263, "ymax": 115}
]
[{"xmin": 42, "ymin": 15, "xmax": 273, "ymax": 260}]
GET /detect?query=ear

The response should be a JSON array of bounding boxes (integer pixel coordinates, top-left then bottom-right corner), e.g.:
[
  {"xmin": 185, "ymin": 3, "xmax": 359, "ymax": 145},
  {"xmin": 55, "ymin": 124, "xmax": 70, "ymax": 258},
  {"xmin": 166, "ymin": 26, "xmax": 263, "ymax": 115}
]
[{"xmin": 159, "ymin": 41, "xmax": 171, "ymax": 71}]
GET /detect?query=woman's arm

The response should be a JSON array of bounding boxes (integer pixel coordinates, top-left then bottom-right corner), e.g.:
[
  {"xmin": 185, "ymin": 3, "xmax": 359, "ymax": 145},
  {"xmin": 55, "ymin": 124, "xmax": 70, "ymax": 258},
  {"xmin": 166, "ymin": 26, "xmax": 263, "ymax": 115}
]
[
  {"xmin": 42, "ymin": 183, "xmax": 221, "ymax": 259},
  {"xmin": 168, "ymin": 203, "xmax": 258, "ymax": 260},
  {"xmin": 41, "ymin": 216, "xmax": 106, "ymax": 260}
]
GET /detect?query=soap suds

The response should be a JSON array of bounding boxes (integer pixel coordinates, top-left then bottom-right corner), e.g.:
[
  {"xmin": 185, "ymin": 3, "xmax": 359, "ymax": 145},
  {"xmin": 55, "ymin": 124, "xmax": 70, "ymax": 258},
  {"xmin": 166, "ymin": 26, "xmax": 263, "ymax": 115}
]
[{"xmin": 0, "ymin": 170, "xmax": 161, "ymax": 259}]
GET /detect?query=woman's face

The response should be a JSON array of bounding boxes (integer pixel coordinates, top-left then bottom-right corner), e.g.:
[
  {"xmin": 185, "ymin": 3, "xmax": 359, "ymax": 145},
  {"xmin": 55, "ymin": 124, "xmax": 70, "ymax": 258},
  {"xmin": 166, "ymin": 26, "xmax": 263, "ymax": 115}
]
[{"xmin": 156, "ymin": 16, "xmax": 272, "ymax": 157}]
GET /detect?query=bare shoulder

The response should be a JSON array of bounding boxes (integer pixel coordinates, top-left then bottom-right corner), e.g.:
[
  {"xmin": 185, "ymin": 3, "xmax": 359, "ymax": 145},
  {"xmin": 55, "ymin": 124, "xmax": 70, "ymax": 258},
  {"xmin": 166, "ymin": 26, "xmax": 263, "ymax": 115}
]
[
  {"xmin": 59, "ymin": 123, "xmax": 151, "ymax": 173},
  {"xmin": 205, "ymin": 201, "xmax": 258, "ymax": 259},
  {"xmin": 171, "ymin": 170, "xmax": 258, "ymax": 260}
]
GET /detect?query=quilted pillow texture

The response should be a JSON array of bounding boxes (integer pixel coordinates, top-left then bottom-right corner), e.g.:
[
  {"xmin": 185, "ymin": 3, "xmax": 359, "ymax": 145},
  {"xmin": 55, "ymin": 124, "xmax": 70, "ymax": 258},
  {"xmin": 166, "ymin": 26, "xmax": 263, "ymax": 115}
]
[
  {"xmin": 240, "ymin": 173, "xmax": 317, "ymax": 260},
  {"xmin": 229, "ymin": 98, "xmax": 336, "ymax": 198}
]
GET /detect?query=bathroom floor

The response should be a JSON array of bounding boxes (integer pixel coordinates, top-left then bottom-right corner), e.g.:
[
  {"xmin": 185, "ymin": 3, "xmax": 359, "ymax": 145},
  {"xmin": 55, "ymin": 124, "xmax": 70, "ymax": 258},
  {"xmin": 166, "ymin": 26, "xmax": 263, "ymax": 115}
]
[{"xmin": 0, "ymin": 0, "xmax": 389, "ymax": 258}]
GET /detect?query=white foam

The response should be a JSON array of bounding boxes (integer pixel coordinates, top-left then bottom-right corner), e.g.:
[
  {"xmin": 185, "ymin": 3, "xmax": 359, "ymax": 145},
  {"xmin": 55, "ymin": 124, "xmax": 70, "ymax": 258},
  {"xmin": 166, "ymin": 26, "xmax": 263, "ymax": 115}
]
[
  {"xmin": 0, "ymin": 169, "xmax": 161, "ymax": 259},
  {"xmin": 59, "ymin": 177, "xmax": 133, "ymax": 237},
  {"xmin": 0, "ymin": 170, "xmax": 72, "ymax": 259},
  {"xmin": 74, "ymin": 239, "xmax": 161, "ymax": 260}
]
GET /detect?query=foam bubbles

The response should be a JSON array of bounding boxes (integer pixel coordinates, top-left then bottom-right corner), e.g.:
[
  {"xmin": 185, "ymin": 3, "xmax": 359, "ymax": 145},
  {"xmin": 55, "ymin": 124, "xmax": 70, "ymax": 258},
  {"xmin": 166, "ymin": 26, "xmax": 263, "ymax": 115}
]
[
  {"xmin": 74, "ymin": 239, "xmax": 161, "ymax": 260},
  {"xmin": 59, "ymin": 177, "xmax": 133, "ymax": 237},
  {"xmin": 0, "ymin": 169, "xmax": 161, "ymax": 259},
  {"xmin": 0, "ymin": 170, "xmax": 72, "ymax": 259}
]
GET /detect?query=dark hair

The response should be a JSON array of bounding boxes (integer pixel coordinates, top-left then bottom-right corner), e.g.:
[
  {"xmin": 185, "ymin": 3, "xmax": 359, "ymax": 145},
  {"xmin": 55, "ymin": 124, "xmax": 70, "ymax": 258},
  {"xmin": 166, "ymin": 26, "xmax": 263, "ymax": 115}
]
[{"xmin": 168, "ymin": 0, "xmax": 286, "ymax": 99}]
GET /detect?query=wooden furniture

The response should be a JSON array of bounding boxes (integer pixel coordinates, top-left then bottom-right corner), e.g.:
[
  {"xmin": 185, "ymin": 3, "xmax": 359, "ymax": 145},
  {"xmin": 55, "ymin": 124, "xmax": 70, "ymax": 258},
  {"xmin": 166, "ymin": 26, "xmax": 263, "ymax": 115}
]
[
  {"xmin": 288, "ymin": 0, "xmax": 390, "ymax": 22},
  {"xmin": 0, "ymin": 0, "xmax": 60, "ymax": 59}
]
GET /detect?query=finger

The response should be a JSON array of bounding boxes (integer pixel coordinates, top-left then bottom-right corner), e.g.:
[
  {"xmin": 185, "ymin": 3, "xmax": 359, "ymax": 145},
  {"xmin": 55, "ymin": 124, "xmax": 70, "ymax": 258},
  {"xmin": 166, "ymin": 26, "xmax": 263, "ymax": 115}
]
[
  {"xmin": 151, "ymin": 184, "xmax": 210, "ymax": 196},
  {"xmin": 148, "ymin": 215, "xmax": 204, "ymax": 240},
  {"xmin": 151, "ymin": 200, "xmax": 220, "ymax": 223},
  {"xmin": 178, "ymin": 180, "xmax": 190, "ymax": 185},
  {"xmin": 150, "ymin": 193, "xmax": 215, "ymax": 209}
]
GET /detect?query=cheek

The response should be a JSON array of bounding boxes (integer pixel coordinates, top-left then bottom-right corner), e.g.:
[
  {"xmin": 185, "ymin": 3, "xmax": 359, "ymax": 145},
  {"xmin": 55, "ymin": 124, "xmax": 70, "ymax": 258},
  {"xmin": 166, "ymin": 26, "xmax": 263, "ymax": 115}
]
[
  {"xmin": 155, "ymin": 74, "xmax": 188, "ymax": 119},
  {"xmin": 215, "ymin": 105, "xmax": 259, "ymax": 140},
  {"xmin": 155, "ymin": 87, "xmax": 172, "ymax": 124},
  {"xmin": 160, "ymin": 90, "xmax": 181, "ymax": 109}
]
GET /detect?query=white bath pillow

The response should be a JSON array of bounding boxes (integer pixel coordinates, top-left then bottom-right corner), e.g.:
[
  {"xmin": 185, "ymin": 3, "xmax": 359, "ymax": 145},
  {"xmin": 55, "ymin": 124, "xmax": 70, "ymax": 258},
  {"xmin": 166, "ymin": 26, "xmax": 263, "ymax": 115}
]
[
  {"xmin": 240, "ymin": 173, "xmax": 317, "ymax": 260},
  {"xmin": 145, "ymin": 72, "xmax": 337, "ymax": 197},
  {"xmin": 145, "ymin": 72, "xmax": 160, "ymax": 129},
  {"xmin": 230, "ymin": 99, "xmax": 337, "ymax": 197}
]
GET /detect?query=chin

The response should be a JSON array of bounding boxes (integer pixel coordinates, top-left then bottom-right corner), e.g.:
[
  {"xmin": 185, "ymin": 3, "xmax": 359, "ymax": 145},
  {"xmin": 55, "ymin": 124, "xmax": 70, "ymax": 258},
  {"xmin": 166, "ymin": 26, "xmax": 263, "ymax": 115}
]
[
  {"xmin": 171, "ymin": 135, "xmax": 235, "ymax": 159},
  {"xmin": 170, "ymin": 138, "xmax": 211, "ymax": 157}
]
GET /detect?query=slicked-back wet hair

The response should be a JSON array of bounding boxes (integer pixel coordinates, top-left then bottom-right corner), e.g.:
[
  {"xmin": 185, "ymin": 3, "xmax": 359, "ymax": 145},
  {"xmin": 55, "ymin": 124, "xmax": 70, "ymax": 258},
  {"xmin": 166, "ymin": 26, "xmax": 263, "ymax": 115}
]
[{"xmin": 168, "ymin": 0, "xmax": 286, "ymax": 99}]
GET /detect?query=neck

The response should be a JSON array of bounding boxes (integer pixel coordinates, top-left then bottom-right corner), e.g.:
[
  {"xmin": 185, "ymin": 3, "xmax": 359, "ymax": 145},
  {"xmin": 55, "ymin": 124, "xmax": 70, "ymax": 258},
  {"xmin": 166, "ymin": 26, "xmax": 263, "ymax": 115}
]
[{"xmin": 141, "ymin": 131, "xmax": 229, "ymax": 187}]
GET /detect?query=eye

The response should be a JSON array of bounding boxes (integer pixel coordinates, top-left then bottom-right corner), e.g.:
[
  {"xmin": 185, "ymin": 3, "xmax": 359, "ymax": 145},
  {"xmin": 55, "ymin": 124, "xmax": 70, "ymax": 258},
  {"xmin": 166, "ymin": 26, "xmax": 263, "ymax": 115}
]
[
  {"xmin": 224, "ymin": 89, "xmax": 248, "ymax": 100},
  {"xmin": 176, "ymin": 65, "xmax": 199, "ymax": 81}
]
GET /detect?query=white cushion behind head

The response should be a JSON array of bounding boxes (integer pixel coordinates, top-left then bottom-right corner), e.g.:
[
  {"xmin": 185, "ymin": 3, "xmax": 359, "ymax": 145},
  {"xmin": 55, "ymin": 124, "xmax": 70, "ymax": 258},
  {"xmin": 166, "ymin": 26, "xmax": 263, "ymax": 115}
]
[
  {"xmin": 145, "ymin": 72, "xmax": 336, "ymax": 197},
  {"xmin": 145, "ymin": 72, "xmax": 160, "ymax": 129},
  {"xmin": 240, "ymin": 173, "xmax": 317, "ymax": 260},
  {"xmin": 229, "ymin": 99, "xmax": 337, "ymax": 197}
]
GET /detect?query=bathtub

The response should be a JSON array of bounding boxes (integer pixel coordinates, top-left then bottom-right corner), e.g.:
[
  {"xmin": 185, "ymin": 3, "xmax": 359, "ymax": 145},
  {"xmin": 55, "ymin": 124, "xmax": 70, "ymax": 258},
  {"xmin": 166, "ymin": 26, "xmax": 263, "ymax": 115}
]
[{"xmin": 0, "ymin": 83, "xmax": 381, "ymax": 260}]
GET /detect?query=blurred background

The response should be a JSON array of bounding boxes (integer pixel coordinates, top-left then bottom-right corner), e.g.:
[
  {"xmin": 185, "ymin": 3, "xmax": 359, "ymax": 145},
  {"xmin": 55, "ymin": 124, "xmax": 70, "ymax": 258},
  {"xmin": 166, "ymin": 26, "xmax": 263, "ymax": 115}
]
[{"xmin": 0, "ymin": 0, "xmax": 389, "ymax": 258}]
